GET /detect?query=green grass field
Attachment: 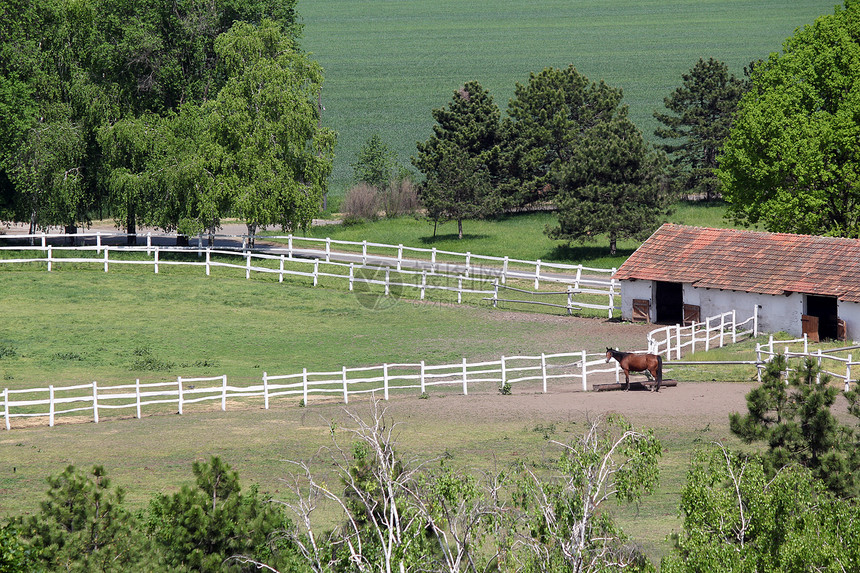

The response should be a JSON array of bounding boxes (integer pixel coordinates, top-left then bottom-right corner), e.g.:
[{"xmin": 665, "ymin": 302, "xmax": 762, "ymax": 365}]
[{"xmin": 297, "ymin": 0, "xmax": 836, "ymax": 192}]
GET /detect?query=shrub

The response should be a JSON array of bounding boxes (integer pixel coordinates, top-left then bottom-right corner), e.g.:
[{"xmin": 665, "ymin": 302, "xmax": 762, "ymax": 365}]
[
  {"xmin": 341, "ymin": 183, "xmax": 379, "ymax": 223},
  {"xmin": 380, "ymin": 178, "xmax": 421, "ymax": 217}
]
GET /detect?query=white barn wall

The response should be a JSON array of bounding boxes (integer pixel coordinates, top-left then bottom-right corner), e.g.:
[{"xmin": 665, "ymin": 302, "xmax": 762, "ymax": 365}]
[
  {"xmin": 838, "ymin": 301, "xmax": 860, "ymax": 342},
  {"xmin": 621, "ymin": 280, "xmax": 810, "ymax": 337}
]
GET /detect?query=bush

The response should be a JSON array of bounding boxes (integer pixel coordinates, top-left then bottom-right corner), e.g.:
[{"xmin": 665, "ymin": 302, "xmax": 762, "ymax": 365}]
[
  {"xmin": 341, "ymin": 183, "xmax": 379, "ymax": 223},
  {"xmin": 380, "ymin": 178, "xmax": 421, "ymax": 217}
]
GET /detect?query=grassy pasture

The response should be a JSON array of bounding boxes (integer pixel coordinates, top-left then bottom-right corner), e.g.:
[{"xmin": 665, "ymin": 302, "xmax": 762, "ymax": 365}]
[{"xmin": 297, "ymin": 0, "xmax": 836, "ymax": 191}]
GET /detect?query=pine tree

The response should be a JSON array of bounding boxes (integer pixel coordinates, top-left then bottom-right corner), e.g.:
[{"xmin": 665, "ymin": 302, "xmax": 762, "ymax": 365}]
[
  {"xmin": 654, "ymin": 58, "xmax": 747, "ymax": 201},
  {"xmin": 412, "ymin": 81, "xmax": 501, "ymax": 238},
  {"xmin": 547, "ymin": 116, "xmax": 668, "ymax": 255}
]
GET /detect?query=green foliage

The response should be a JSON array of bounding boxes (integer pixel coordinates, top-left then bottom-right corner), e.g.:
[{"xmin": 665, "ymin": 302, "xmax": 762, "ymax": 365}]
[
  {"xmin": 729, "ymin": 355, "xmax": 860, "ymax": 497},
  {"xmin": 0, "ymin": 523, "xmax": 40, "ymax": 573},
  {"xmin": 718, "ymin": 1, "xmax": 860, "ymax": 236},
  {"xmin": 662, "ymin": 445, "xmax": 860, "ymax": 573},
  {"xmin": 508, "ymin": 414, "xmax": 661, "ymax": 572},
  {"xmin": 16, "ymin": 465, "xmax": 156, "ymax": 572},
  {"xmin": 413, "ymin": 81, "xmax": 502, "ymax": 238},
  {"xmin": 547, "ymin": 114, "xmax": 669, "ymax": 255},
  {"xmin": 352, "ymin": 133, "xmax": 400, "ymax": 190},
  {"xmin": 500, "ymin": 65, "xmax": 624, "ymax": 207},
  {"xmin": 145, "ymin": 456, "xmax": 300, "ymax": 572},
  {"xmin": 499, "ymin": 381, "xmax": 512, "ymax": 395},
  {"xmin": 654, "ymin": 58, "xmax": 747, "ymax": 201}
]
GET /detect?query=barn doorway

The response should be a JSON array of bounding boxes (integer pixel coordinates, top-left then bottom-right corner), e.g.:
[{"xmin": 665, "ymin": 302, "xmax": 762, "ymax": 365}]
[
  {"xmin": 655, "ymin": 281, "xmax": 683, "ymax": 324},
  {"xmin": 805, "ymin": 295, "xmax": 838, "ymax": 341}
]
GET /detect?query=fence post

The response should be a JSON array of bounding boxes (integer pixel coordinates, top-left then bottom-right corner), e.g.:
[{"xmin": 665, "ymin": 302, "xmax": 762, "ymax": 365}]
[
  {"xmin": 731, "ymin": 310, "xmax": 737, "ymax": 343},
  {"xmin": 718, "ymin": 313, "xmax": 725, "ymax": 347},
  {"xmin": 502, "ymin": 256, "xmax": 508, "ymax": 284},
  {"xmin": 206, "ymin": 248, "xmax": 211, "ymax": 276},
  {"xmin": 263, "ymin": 372, "xmax": 269, "ymax": 409},
  {"xmin": 146, "ymin": 233, "xmax": 152, "ymax": 256},
  {"xmin": 177, "ymin": 377, "xmax": 183, "ymax": 415},
  {"xmin": 49, "ymin": 385, "xmax": 55, "ymax": 427},
  {"xmin": 756, "ymin": 344, "xmax": 762, "ymax": 383},
  {"xmin": 420, "ymin": 271, "xmax": 426, "ymax": 300},
  {"xmin": 803, "ymin": 334, "xmax": 808, "ymax": 355},
  {"xmin": 383, "ymin": 364, "xmax": 390, "ymax": 400},
  {"xmin": 397, "ymin": 244, "xmax": 403, "ymax": 271},
  {"xmin": 362, "ymin": 240, "xmax": 367, "ymax": 265},
  {"xmin": 420, "ymin": 360, "xmax": 426, "ymax": 394},
  {"xmin": 246, "ymin": 252, "xmax": 251, "ymax": 279},
  {"xmin": 47, "ymin": 245, "xmax": 52, "ymax": 272},
  {"xmin": 567, "ymin": 285, "xmax": 573, "ymax": 316},
  {"xmin": 92, "ymin": 381, "xmax": 99, "ymax": 423},
  {"xmin": 581, "ymin": 350, "xmax": 588, "ymax": 391},
  {"xmin": 41, "ymin": 232, "xmax": 46, "ymax": 249},
  {"xmin": 313, "ymin": 259, "xmax": 319, "ymax": 287},
  {"xmin": 846, "ymin": 355, "xmax": 852, "ymax": 392},
  {"xmin": 676, "ymin": 325, "xmax": 682, "ymax": 360},
  {"xmin": 457, "ymin": 277, "xmax": 462, "ymax": 304},
  {"xmin": 288, "ymin": 234, "xmax": 293, "ymax": 258},
  {"xmin": 154, "ymin": 247, "xmax": 159, "ymax": 274},
  {"xmin": 3, "ymin": 388, "xmax": 8, "ymax": 430},
  {"xmin": 431, "ymin": 248, "xmax": 437, "ymax": 273},
  {"xmin": 349, "ymin": 263, "xmax": 354, "ymax": 291},
  {"xmin": 342, "ymin": 366, "xmax": 349, "ymax": 404},
  {"xmin": 690, "ymin": 322, "xmax": 697, "ymax": 354},
  {"xmin": 500, "ymin": 356, "xmax": 507, "ymax": 390},
  {"xmin": 493, "ymin": 281, "xmax": 498, "ymax": 308},
  {"xmin": 279, "ymin": 255, "xmax": 284, "ymax": 283},
  {"xmin": 753, "ymin": 304, "xmax": 759, "ymax": 337},
  {"xmin": 816, "ymin": 350, "xmax": 822, "ymax": 385},
  {"xmin": 541, "ymin": 353, "xmax": 547, "ymax": 393},
  {"xmin": 385, "ymin": 268, "xmax": 390, "ymax": 296},
  {"xmin": 135, "ymin": 379, "xmax": 142, "ymax": 419},
  {"xmin": 325, "ymin": 238, "xmax": 331, "ymax": 262},
  {"xmin": 103, "ymin": 246, "xmax": 109, "ymax": 273},
  {"xmin": 302, "ymin": 368, "xmax": 308, "ymax": 405},
  {"xmin": 462, "ymin": 358, "xmax": 468, "ymax": 395},
  {"xmin": 534, "ymin": 260, "xmax": 541, "ymax": 290},
  {"xmin": 465, "ymin": 252, "xmax": 471, "ymax": 278}
]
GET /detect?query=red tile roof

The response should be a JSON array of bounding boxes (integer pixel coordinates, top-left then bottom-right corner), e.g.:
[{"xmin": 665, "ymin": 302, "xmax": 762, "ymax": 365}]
[{"xmin": 614, "ymin": 224, "xmax": 860, "ymax": 303}]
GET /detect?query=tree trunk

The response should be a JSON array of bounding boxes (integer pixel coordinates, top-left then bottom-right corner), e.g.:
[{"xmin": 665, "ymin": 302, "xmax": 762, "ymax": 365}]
[
  {"xmin": 64, "ymin": 225, "xmax": 77, "ymax": 246},
  {"xmin": 457, "ymin": 219, "xmax": 463, "ymax": 239},
  {"xmin": 126, "ymin": 211, "xmax": 136, "ymax": 246},
  {"xmin": 609, "ymin": 234, "xmax": 617, "ymax": 256},
  {"xmin": 246, "ymin": 222, "xmax": 257, "ymax": 248}
]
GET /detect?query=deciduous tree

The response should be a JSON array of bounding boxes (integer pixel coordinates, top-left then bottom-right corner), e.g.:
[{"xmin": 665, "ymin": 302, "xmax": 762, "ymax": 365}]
[{"xmin": 717, "ymin": 1, "xmax": 860, "ymax": 236}]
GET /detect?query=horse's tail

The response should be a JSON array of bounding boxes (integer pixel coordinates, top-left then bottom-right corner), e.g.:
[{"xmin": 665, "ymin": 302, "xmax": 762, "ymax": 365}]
[{"xmin": 656, "ymin": 355, "xmax": 663, "ymax": 391}]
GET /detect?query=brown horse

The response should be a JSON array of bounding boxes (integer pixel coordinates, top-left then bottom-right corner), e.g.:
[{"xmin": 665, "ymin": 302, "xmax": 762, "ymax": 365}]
[{"xmin": 605, "ymin": 348, "xmax": 663, "ymax": 392}]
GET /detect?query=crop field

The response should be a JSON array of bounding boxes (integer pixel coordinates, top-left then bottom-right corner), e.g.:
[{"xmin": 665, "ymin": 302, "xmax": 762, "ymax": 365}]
[{"xmin": 298, "ymin": 0, "xmax": 837, "ymax": 191}]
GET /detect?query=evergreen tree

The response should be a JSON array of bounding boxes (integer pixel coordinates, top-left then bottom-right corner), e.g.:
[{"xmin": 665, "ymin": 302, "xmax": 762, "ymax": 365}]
[
  {"xmin": 547, "ymin": 116, "xmax": 668, "ymax": 255},
  {"xmin": 653, "ymin": 58, "xmax": 747, "ymax": 201},
  {"xmin": 413, "ymin": 81, "xmax": 501, "ymax": 238},
  {"xmin": 352, "ymin": 133, "xmax": 400, "ymax": 190},
  {"xmin": 499, "ymin": 65, "xmax": 623, "ymax": 207},
  {"xmin": 730, "ymin": 355, "xmax": 860, "ymax": 497}
]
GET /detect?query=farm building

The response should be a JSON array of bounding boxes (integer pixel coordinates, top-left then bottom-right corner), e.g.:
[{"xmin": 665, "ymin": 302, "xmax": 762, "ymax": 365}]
[{"xmin": 613, "ymin": 224, "xmax": 860, "ymax": 342}]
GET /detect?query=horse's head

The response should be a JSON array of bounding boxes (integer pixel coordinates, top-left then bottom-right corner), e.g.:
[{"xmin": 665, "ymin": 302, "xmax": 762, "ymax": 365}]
[{"xmin": 605, "ymin": 347, "xmax": 613, "ymax": 363}]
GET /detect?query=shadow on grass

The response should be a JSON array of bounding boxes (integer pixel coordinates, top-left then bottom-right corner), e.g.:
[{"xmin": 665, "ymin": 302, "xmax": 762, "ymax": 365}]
[
  {"xmin": 418, "ymin": 233, "xmax": 492, "ymax": 244},
  {"xmin": 542, "ymin": 243, "xmax": 637, "ymax": 264}
]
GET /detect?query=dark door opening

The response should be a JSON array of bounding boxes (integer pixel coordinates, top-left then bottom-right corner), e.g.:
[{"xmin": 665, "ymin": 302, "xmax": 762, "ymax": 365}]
[
  {"xmin": 655, "ymin": 281, "xmax": 683, "ymax": 324},
  {"xmin": 806, "ymin": 295, "xmax": 838, "ymax": 341}
]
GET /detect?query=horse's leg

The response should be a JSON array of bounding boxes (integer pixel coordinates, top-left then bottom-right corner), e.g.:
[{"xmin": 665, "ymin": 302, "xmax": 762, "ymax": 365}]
[
  {"xmin": 624, "ymin": 368, "xmax": 630, "ymax": 391},
  {"xmin": 656, "ymin": 357, "xmax": 663, "ymax": 392}
]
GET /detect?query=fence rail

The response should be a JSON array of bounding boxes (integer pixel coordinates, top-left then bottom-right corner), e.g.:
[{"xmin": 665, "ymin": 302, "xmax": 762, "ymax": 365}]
[
  {"xmin": 647, "ymin": 308, "xmax": 759, "ymax": 359},
  {"xmin": 755, "ymin": 334, "xmax": 860, "ymax": 391},
  {"xmin": 3, "ymin": 351, "xmax": 646, "ymax": 430},
  {"xmin": 0, "ymin": 240, "xmax": 618, "ymax": 316}
]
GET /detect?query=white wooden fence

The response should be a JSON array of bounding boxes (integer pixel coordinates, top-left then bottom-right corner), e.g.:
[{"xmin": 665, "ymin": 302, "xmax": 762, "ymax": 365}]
[
  {"xmin": 0, "ymin": 239, "xmax": 618, "ymax": 316},
  {"xmin": 647, "ymin": 308, "xmax": 759, "ymax": 359},
  {"xmin": 755, "ymin": 334, "xmax": 860, "ymax": 391},
  {"xmin": 2, "ymin": 351, "xmax": 640, "ymax": 430}
]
